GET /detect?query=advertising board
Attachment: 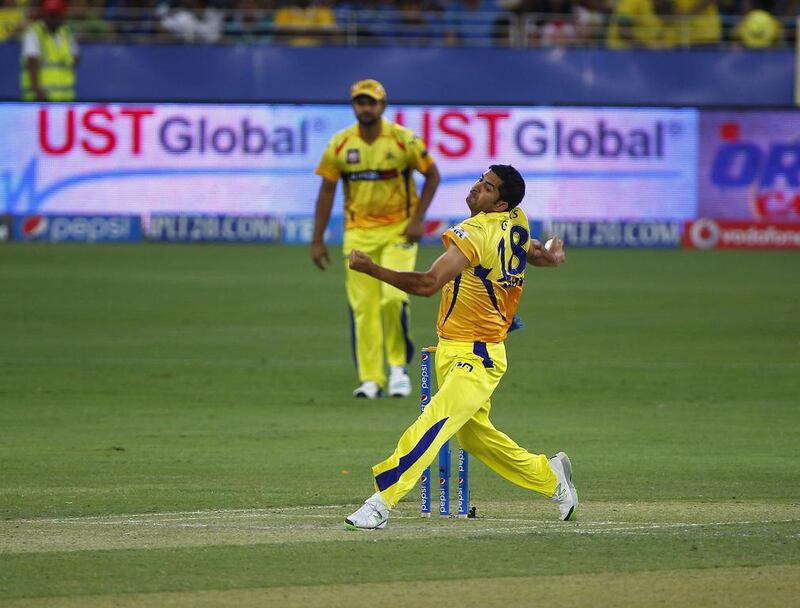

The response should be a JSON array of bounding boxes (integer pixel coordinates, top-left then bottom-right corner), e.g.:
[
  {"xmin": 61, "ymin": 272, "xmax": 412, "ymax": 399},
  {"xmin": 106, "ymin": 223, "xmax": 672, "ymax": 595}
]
[{"xmin": 0, "ymin": 103, "xmax": 698, "ymax": 222}]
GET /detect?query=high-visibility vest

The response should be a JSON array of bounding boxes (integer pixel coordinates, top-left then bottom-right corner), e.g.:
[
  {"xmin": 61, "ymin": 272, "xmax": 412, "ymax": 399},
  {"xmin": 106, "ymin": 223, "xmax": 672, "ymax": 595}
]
[{"xmin": 20, "ymin": 21, "xmax": 76, "ymax": 101}]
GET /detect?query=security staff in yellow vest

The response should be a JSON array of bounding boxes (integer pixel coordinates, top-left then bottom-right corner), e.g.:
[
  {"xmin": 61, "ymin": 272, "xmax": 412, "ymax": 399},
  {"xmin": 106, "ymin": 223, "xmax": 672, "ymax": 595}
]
[{"xmin": 21, "ymin": 0, "xmax": 79, "ymax": 101}]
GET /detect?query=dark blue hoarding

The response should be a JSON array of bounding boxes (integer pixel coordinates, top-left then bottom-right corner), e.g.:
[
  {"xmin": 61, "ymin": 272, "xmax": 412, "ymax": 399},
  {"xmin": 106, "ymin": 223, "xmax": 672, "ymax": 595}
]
[
  {"xmin": 12, "ymin": 215, "xmax": 141, "ymax": 242},
  {"xmin": 0, "ymin": 214, "xmax": 9, "ymax": 242},
  {"xmin": 147, "ymin": 215, "xmax": 280, "ymax": 243},
  {"xmin": 548, "ymin": 221, "xmax": 681, "ymax": 248}
]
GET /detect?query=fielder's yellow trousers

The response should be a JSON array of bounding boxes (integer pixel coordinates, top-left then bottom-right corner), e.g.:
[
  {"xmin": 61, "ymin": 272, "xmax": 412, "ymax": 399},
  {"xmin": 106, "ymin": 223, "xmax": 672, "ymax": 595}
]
[
  {"xmin": 372, "ymin": 338, "xmax": 557, "ymax": 508},
  {"xmin": 343, "ymin": 221, "xmax": 417, "ymax": 388}
]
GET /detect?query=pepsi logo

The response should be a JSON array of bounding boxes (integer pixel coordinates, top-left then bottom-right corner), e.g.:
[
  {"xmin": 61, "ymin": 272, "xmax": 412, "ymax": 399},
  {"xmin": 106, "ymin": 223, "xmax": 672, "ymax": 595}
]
[
  {"xmin": 423, "ymin": 220, "xmax": 446, "ymax": 236},
  {"xmin": 22, "ymin": 216, "xmax": 48, "ymax": 239}
]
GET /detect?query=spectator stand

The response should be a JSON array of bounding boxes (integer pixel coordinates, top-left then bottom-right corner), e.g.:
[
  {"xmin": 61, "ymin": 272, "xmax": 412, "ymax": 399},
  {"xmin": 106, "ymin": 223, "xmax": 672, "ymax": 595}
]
[{"xmin": 2, "ymin": 0, "xmax": 796, "ymax": 48}]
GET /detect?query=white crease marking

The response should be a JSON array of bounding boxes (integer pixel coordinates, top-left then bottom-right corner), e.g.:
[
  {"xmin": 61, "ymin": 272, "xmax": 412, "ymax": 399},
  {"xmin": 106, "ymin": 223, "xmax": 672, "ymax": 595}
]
[{"xmin": 8, "ymin": 506, "xmax": 798, "ymax": 538}]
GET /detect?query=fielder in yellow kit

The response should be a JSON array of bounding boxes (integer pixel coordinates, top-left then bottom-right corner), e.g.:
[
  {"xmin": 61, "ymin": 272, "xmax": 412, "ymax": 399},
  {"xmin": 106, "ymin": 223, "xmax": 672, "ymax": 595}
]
[
  {"xmin": 311, "ymin": 79, "xmax": 440, "ymax": 399},
  {"xmin": 344, "ymin": 164, "xmax": 577, "ymax": 530}
]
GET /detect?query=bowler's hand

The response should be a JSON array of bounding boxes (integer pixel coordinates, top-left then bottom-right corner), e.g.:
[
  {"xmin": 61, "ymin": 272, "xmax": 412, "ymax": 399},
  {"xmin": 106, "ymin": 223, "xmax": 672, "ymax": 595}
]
[
  {"xmin": 348, "ymin": 249, "xmax": 374, "ymax": 274},
  {"xmin": 547, "ymin": 236, "xmax": 566, "ymax": 265},
  {"xmin": 310, "ymin": 241, "xmax": 330, "ymax": 270},
  {"xmin": 402, "ymin": 217, "xmax": 425, "ymax": 244}
]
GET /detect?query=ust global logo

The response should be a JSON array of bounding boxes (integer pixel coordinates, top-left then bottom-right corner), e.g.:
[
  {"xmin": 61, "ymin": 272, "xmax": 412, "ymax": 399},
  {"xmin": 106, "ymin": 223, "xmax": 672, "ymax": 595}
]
[
  {"xmin": 36, "ymin": 106, "xmax": 312, "ymax": 156},
  {"xmin": 4, "ymin": 105, "xmax": 327, "ymax": 214},
  {"xmin": 394, "ymin": 109, "xmax": 680, "ymax": 159},
  {"xmin": 710, "ymin": 121, "xmax": 800, "ymax": 220}
]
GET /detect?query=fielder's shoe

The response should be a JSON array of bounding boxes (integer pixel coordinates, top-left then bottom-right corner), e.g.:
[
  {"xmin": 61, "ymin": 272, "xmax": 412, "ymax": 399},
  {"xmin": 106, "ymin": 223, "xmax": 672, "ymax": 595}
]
[
  {"xmin": 388, "ymin": 366, "xmax": 412, "ymax": 398},
  {"xmin": 548, "ymin": 451, "xmax": 577, "ymax": 521},
  {"xmin": 344, "ymin": 492, "xmax": 389, "ymax": 530},
  {"xmin": 353, "ymin": 381, "xmax": 382, "ymax": 399}
]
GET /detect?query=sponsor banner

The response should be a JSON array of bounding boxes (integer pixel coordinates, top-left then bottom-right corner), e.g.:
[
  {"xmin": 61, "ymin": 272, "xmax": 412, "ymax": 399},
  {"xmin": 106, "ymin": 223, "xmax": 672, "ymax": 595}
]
[
  {"xmin": 0, "ymin": 214, "xmax": 10, "ymax": 242},
  {"xmin": 1, "ymin": 103, "xmax": 697, "ymax": 222},
  {"xmin": 529, "ymin": 220, "xmax": 543, "ymax": 241},
  {"xmin": 421, "ymin": 219, "xmax": 453, "ymax": 244},
  {"xmin": 147, "ymin": 214, "xmax": 280, "ymax": 242},
  {"xmin": 548, "ymin": 221, "xmax": 681, "ymax": 248},
  {"xmin": 13, "ymin": 214, "xmax": 141, "ymax": 242},
  {"xmin": 421, "ymin": 218, "xmax": 541, "ymax": 244},
  {"xmin": 281, "ymin": 215, "xmax": 344, "ymax": 245},
  {"xmin": 420, "ymin": 218, "xmax": 462, "ymax": 244},
  {"xmin": 700, "ymin": 112, "xmax": 800, "ymax": 222},
  {"xmin": 683, "ymin": 219, "xmax": 800, "ymax": 250},
  {"xmin": 279, "ymin": 216, "xmax": 540, "ymax": 245}
]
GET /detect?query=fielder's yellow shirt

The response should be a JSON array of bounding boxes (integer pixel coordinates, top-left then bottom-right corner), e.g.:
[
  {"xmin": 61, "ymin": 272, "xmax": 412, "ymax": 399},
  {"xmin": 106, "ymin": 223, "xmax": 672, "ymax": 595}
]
[
  {"xmin": 437, "ymin": 208, "xmax": 530, "ymax": 343},
  {"xmin": 671, "ymin": 0, "xmax": 721, "ymax": 45},
  {"xmin": 606, "ymin": 0, "xmax": 674, "ymax": 49},
  {"xmin": 315, "ymin": 118, "xmax": 434, "ymax": 230}
]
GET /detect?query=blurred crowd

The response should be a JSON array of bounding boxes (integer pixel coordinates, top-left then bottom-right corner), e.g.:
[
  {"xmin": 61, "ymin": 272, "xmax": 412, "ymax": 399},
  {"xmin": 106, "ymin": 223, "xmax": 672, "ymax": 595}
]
[{"xmin": 1, "ymin": 0, "xmax": 796, "ymax": 48}]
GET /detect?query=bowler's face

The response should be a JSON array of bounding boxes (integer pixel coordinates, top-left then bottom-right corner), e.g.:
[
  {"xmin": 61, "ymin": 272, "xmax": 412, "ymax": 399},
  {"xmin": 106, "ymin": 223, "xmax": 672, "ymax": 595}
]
[
  {"xmin": 352, "ymin": 96, "xmax": 385, "ymax": 126},
  {"xmin": 466, "ymin": 170, "xmax": 507, "ymax": 215}
]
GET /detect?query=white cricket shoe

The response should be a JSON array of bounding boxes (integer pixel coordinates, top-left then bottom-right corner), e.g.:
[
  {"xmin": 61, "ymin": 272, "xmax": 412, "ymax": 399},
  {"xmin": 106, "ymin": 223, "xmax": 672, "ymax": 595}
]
[
  {"xmin": 554, "ymin": 451, "xmax": 578, "ymax": 508},
  {"xmin": 344, "ymin": 492, "xmax": 389, "ymax": 530},
  {"xmin": 388, "ymin": 366, "xmax": 412, "ymax": 398},
  {"xmin": 353, "ymin": 381, "xmax": 382, "ymax": 399},
  {"xmin": 548, "ymin": 451, "xmax": 577, "ymax": 521}
]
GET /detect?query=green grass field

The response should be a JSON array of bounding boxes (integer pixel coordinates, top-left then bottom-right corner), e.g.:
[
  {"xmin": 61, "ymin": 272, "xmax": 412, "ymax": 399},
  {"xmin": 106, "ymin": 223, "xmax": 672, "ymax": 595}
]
[{"xmin": 1, "ymin": 244, "xmax": 798, "ymax": 607}]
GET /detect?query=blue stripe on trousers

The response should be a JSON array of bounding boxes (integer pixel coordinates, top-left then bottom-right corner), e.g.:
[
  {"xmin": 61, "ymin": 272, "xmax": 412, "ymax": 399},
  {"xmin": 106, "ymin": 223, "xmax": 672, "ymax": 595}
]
[
  {"xmin": 348, "ymin": 306, "xmax": 358, "ymax": 371},
  {"xmin": 400, "ymin": 300, "xmax": 414, "ymax": 365},
  {"xmin": 374, "ymin": 417, "xmax": 449, "ymax": 491},
  {"xmin": 473, "ymin": 341, "xmax": 494, "ymax": 368}
]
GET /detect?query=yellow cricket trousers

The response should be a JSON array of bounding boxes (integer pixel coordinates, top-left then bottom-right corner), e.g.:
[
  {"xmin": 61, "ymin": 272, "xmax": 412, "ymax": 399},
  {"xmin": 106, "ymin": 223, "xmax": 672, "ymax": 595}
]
[
  {"xmin": 372, "ymin": 339, "xmax": 558, "ymax": 509},
  {"xmin": 343, "ymin": 221, "xmax": 417, "ymax": 387}
]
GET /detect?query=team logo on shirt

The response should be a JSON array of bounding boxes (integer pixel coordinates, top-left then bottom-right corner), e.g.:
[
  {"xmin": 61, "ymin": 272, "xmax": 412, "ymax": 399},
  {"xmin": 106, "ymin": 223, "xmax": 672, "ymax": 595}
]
[{"xmin": 346, "ymin": 149, "xmax": 360, "ymax": 164}]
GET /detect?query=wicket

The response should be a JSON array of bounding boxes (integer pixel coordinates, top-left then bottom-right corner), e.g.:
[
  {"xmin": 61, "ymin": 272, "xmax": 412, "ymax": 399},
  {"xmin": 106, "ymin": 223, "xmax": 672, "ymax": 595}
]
[{"xmin": 420, "ymin": 346, "xmax": 471, "ymax": 518}]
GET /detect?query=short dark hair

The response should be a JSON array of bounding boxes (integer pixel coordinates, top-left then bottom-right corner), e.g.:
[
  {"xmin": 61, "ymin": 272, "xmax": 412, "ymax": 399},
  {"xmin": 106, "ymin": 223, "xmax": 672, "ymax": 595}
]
[{"xmin": 489, "ymin": 164, "xmax": 525, "ymax": 210}]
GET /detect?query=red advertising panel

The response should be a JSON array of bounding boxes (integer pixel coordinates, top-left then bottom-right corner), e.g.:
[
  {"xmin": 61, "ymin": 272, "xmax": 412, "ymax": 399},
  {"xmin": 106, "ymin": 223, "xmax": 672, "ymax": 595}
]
[{"xmin": 683, "ymin": 219, "xmax": 800, "ymax": 250}]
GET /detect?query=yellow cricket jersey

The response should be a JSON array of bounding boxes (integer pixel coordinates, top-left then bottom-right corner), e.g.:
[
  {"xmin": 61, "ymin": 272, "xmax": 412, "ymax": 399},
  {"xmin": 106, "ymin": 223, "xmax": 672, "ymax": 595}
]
[
  {"xmin": 437, "ymin": 208, "xmax": 530, "ymax": 343},
  {"xmin": 315, "ymin": 118, "xmax": 434, "ymax": 230},
  {"xmin": 671, "ymin": 0, "xmax": 721, "ymax": 45},
  {"xmin": 606, "ymin": 0, "xmax": 674, "ymax": 49}
]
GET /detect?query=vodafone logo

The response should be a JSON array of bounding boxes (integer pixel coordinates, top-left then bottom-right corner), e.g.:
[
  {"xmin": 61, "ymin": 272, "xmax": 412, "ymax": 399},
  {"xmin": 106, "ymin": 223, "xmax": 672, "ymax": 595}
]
[
  {"xmin": 22, "ymin": 216, "xmax": 49, "ymax": 239},
  {"xmin": 684, "ymin": 219, "xmax": 800, "ymax": 250},
  {"xmin": 688, "ymin": 219, "xmax": 720, "ymax": 250}
]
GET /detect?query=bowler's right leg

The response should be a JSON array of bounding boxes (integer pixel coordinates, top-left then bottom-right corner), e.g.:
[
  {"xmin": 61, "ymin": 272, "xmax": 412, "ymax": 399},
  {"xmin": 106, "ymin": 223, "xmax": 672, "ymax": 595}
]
[{"xmin": 456, "ymin": 407, "xmax": 577, "ymax": 520}]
